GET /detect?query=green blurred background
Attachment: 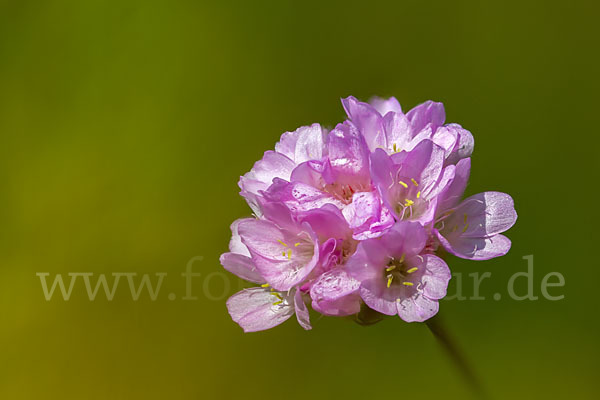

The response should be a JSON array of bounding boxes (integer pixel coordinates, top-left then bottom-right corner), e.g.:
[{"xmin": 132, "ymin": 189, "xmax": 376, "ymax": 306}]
[{"xmin": 0, "ymin": 0, "xmax": 598, "ymax": 399}]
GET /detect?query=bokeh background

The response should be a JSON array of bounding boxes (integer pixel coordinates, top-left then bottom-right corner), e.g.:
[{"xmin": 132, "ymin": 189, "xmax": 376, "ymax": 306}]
[{"xmin": 1, "ymin": 1, "xmax": 598, "ymax": 399}]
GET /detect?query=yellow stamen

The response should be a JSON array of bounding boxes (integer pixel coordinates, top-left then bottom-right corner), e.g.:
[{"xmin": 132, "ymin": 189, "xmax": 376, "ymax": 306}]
[
  {"xmin": 387, "ymin": 275, "xmax": 394, "ymax": 288},
  {"xmin": 463, "ymin": 214, "xmax": 468, "ymax": 224},
  {"xmin": 399, "ymin": 254, "xmax": 405, "ymax": 263},
  {"xmin": 294, "ymin": 243, "xmax": 301, "ymax": 247},
  {"xmin": 272, "ymin": 300, "xmax": 283, "ymax": 306},
  {"xmin": 261, "ymin": 283, "xmax": 270, "ymax": 288},
  {"xmin": 277, "ymin": 239, "xmax": 288, "ymax": 247},
  {"xmin": 416, "ymin": 191, "xmax": 421, "ymax": 199},
  {"xmin": 462, "ymin": 223, "xmax": 469, "ymax": 233},
  {"xmin": 282, "ymin": 251, "xmax": 286, "ymax": 257},
  {"xmin": 386, "ymin": 265, "xmax": 396, "ymax": 272},
  {"xmin": 393, "ymin": 143, "xmax": 401, "ymax": 153},
  {"xmin": 272, "ymin": 292, "xmax": 283, "ymax": 300},
  {"xmin": 407, "ymin": 267, "xmax": 418, "ymax": 274},
  {"xmin": 404, "ymin": 199, "xmax": 414, "ymax": 207},
  {"xmin": 287, "ymin": 249, "xmax": 292, "ymax": 260},
  {"xmin": 411, "ymin": 178, "xmax": 419, "ymax": 186},
  {"xmin": 398, "ymin": 180, "xmax": 408, "ymax": 188},
  {"xmin": 402, "ymin": 282, "xmax": 414, "ymax": 286}
]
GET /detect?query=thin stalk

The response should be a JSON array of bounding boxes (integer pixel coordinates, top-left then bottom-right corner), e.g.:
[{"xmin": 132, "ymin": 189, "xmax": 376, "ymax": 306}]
[{"xmin": 426, "ymin": 314, "xmax": 488, "ymax": 399}]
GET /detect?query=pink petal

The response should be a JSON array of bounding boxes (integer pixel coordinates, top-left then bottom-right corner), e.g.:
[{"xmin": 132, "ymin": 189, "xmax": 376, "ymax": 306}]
[
  {"xmin": 220, "ymin": 253, "xmax": 264, "ymax": 284},
  {"xmin": 226, "ymin": 288, "xmax": 294, "ymax": 332},
  {"xmin": 396, "ymin": 293, "xmax": 440, "ymax": 323},
  {"xmin": 310, "ymin": 269, "xmax": 361, "ymax": 316},
  {"xmin": 419, "ymin": 254, "xmax": 451, "ymax": 300},
  {"xmin": 369, "ymin": 96, "xmax": 402, "ymax": 116},
  {"xmin": 294, "ymin": 290, "xmax": 312, "ymax": 330},
  {"xmin": 437, "ymin": 231, "xmax": 512, "ymax": 261}
]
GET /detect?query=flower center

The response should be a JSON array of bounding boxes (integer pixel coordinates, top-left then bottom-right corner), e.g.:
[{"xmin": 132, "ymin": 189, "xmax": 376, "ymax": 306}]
[
  {"xmin": 260, "ymin": 283, "xmax": 287, "ymax": 306},
  {"xmin": 277, "ymin": 235, "xmax": 314, "ymax": 263},
  {"xmin": 434, "ymin": 210, "xmax": 470, "ymax": 235},
  {"xmin": 392, "ymin": 177, "xmax": 425, "ymax": 220},
  {"xmin": 324, "ymin": 238, "xmax": 357, "ymax": 269},
  {"xmin": 277, "ymin": 239, "xmax": 302, "ymax": 260},
  {"xmin": 323, "ymin": 182, "xmax": 369, "ymax": 204},
  {"xmin": 384, "ymin": 254, "xmax": 418, "ymax": 288}
]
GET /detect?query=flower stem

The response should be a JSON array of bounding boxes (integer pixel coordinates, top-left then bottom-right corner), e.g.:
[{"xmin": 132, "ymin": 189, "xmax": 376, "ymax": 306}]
[{"xmin": 426, "ymin": 314, "xmax": 488, "ymax": 399}]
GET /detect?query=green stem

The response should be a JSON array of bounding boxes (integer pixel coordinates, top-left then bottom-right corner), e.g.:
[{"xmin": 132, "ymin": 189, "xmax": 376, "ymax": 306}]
[{"xmin": 426, "ymin": 314, "xmax": 488, "ymax": 399}]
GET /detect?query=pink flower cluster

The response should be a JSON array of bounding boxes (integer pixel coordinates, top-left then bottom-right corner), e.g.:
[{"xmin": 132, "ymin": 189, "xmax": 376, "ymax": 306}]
[{"xmin": 221, "ymin": 96, "xmax": 517, "ymax": 332}]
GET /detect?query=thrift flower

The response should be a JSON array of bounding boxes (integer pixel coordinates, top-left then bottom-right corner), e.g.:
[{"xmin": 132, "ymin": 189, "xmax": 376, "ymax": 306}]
[
  {"xmin": 346, "ymin": 221, "xmax": 451, "ymax": 322},
  {"xmin": 220, "ymin": 95, "xmax": 516, "ymax": 332},
  {"xmin": 239, "ymin": 123, "xmax": 327, "ymax": 216},
  {"xmin": 265, "ymin": 121, "xmax": 394, "ymax": 240},
  {"xmin": 221, "ymin": 219, "xmax": 312, "ymax": 332},
  {"xmin": 343, "ymin": 96, "xmax": 473, "ymax": 165},
  {"xmin": 237, "ymin": 201, "xmax": 323, "ymax": 291},
  {"xmin": 433, "ymin": 158, "xmax": 518, "ymax": 259},
  {"xmin": 370, "ymin": 140, "xmax": 455, "ymax": 225}
]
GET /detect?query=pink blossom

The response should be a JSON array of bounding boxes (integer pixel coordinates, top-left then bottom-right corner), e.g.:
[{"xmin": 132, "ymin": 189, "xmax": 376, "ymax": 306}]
[{"xmin": 220, "ymin": 96, "xmax": 516, "ymax": 332}]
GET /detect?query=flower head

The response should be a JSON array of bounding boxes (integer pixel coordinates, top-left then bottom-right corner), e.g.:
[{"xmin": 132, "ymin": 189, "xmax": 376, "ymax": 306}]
[{"xmin": 220, "ymin": 95, "xmax": 516, "ymax": 332}]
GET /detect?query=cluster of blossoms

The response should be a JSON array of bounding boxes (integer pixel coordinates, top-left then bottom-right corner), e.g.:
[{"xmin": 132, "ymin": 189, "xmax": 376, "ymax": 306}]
[{"xmin": 220, "ymin": 96, "xmax": 517, "ymax": 332}]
